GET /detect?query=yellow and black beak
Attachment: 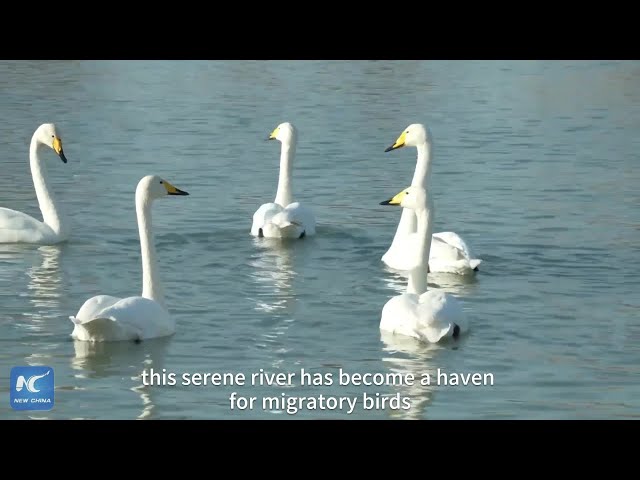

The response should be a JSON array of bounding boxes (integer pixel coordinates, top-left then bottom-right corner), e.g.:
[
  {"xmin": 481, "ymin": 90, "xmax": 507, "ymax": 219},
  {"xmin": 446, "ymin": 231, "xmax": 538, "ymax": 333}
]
[
  {"xmin": 163, "ymin": 180, "xmax": 189, "ymax": 196},
  {"xmin": 384, "ymin": 131, "xmax": 407, "ymax": 152},
  {"xmin": 380, "ymin": 189, "xmax": 407, "ymax": 206},
  {"xmin": 52, "ymin": 136, "xmax": 67, "ymax": 163},
  {"xmin": 267, "ymin": 126, "xmax": 279, "ymax": 141}
]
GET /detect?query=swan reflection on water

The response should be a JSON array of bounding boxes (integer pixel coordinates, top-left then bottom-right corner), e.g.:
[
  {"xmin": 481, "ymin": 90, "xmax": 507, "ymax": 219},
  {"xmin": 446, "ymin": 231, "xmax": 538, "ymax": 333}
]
[
  {"xmin": 379, "ymin": 331, "xmax": 443, "ymax": 420},
  {"xmin": 71, "ymin": 336, "xmax": 171, "ymax": 420},
  {"xmin": 26, "ymin": 245, "xmax": 64, "ymax": 331},
  {"xmin": 247, "ymin": 237, "xmax": 300, "ymax": 372},
  {"xmin": 0, "ymin": 244, "xmax": 64, "ymax": 335},
  {"xmin": 248, "ymin": 237, "xmax": 297, "ymax": 315}
]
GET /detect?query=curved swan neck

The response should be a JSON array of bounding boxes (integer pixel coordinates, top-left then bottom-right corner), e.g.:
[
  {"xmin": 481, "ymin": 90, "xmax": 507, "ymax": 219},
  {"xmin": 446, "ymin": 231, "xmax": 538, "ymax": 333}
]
[
  {"xmin": 411, "ymin": 141, "xmax": 432, "ymax": 187},
  {"xmin": 274, "ymin": 140, "xmax": 295, "ymax": 207},
  {"xmin": 136, "ymin": 193, "xmax": 165, "ymax": 307},
  {"xmin": 406, "ymin": 199, "xmax": 433, "ymax": 296},
  {"xmin": 29, "ymin": 136, "xmax": 67, "ymax": 237}
]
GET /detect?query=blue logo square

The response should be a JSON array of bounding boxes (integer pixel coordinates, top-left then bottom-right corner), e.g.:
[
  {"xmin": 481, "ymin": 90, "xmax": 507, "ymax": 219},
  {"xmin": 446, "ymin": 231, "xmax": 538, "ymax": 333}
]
[{"xmin": 10, "ymin": 366, "xmax": 55, "ymax": 411}]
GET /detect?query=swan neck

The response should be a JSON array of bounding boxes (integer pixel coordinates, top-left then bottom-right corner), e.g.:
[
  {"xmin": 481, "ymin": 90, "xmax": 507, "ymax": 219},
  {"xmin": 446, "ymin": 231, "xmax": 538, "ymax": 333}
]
[
  {"xmin": 136, "ymin": 194, "xmax": 165, "ymax": 307},
  {"xmin": 411, "ymin": 141, "xmax": 432, "ymax": 187},
  {"xmin": 406, "ymin": 203, "xmax": 433, "ymax": 296},
  {"xmin": 274, "ymin": 141, "xmax": 295, "ymax": 207},
  {"xmin": 390, "ymin": 141, "xmax": 431, "ymax": 246},
  {"xmin": 29, "ymin": 137, "xmax": 66, "ymax": 236},
  {"xmin": 389, "ymin": 207, "xmax": 417, "ymax": 246}
]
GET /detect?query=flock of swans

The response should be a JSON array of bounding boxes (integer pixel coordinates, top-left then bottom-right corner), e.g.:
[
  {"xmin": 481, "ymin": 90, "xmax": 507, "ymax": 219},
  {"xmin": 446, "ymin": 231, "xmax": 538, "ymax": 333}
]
[{"xmin": 0, "ymin": 121, "xmax": 482, "ymax": 345}]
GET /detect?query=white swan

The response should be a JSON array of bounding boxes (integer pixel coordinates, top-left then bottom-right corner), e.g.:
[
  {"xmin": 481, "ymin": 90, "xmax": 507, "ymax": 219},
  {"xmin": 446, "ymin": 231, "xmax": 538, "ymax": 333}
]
[
  {"xmin": 251, "ymin": 122, "xmax": 316, "ymax": 239},
  {"xmin": 382, "ymin": 124, "xmax": 482, "ymax": 275},
  {"xmin": 0, "ymin": 123, "xmax": 69, "ymax": 244},
  {"xmin": 69, "ymin": 175, "xmax": 189, "ymax": 342},
  {"xmin": 379, "ymin": 185, "xmax": 468, "ymax": 343}
]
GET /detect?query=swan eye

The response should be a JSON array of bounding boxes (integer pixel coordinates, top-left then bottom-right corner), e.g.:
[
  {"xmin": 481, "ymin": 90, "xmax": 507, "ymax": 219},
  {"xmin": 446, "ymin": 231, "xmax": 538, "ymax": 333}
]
[
  {"xmin": 159, "ymin": 181, "xmax": 164, "ymax": 184},
  {"xmin": 51, "ymin": 135, "xmax": 54, "ymax": 138}
]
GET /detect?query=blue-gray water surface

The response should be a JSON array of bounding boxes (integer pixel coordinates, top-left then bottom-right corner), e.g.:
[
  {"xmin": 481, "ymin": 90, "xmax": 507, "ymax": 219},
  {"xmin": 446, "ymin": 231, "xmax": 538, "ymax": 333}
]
[{"xmin": 0, "ymin": 60, "xmax": 639, "ymax": 419}]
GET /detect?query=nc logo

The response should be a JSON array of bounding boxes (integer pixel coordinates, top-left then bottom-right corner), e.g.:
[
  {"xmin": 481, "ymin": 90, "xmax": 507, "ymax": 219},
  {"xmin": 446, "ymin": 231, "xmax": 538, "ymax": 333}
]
[
  {"xmin": 15, "ymin": 369, "xmax": 51, "ymax": 393},
  {"xmin": 10, "ymin": 366, "xmax": 55, "ymax": 411}
]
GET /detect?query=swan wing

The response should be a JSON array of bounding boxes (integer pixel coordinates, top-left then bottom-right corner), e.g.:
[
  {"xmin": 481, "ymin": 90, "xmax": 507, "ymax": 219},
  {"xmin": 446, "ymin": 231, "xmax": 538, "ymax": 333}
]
[
  {"xmin": 430, "ymin": 232, "xmax": 483, "ymax": 273},
  {"xmin": 72, "ymin": 294, "xmax": 123, "ymax": 321},
  {"xmin": 0, "ymin": 207, "xmax": 53, "ymax": 244},
  {"xmin": 432, "ymin": 232, "xmax": 472, "ymax": 257},
  {"xmin": 414, "ymin": 290, "xmax": 467, "ymax": 342},
  {"xmin": 251, "ymin": 202, "xmax": 283, "ymax": 236},
  {"xmin": 380, "ymin": 293, "xmax": 421, "ymax": 338}
]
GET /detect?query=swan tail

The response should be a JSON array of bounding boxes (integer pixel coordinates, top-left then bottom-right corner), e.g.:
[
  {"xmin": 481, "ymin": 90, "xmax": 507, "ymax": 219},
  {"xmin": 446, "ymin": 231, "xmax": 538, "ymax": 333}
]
[
  {"xmin": 275, "ymin": 219, "xmax": 295, "ymax": 228},
  {"xmin": 469, "ymin": 259, "xmax": 482, "ymax": 271},
  {"xmin": 279, "ymin": 222, "xmax": 306, "ymax": 239},
  {"xmin": 412, "ymin": 325, "xmax": 452, "ymax": 344},
  {"xmin": 277, "ymin": 220, "xmax": 300, "ymax": 231},
  {"xmin": 271, "ymin": 211, "xmax": 306, "ymax": 237},
  {"xmin": 272, "ymin": 209, "xmax": 300, "ymax": 228}
]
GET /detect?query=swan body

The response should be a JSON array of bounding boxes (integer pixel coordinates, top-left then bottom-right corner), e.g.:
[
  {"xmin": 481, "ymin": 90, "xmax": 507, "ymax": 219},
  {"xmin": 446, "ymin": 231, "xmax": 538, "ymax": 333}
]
[
  {"xmin": 379, "ymin": 186, "xmax": 469, "ymax": 343},
  {"xmin": 251, "ymin": 122, "xmax": 316, "ymax": 239},
  {"xmin": 252, "ymin": 201, "xmax": 315, "ymax": 239},
  {"xmin": 70, "ymin": 175, "xmax": 189, "ymax": 342},
  {"xmin": 70, "ymin": 295, "xmax": 173, "ymax": 342},
  {"xmin": 0, "ymin": 123, "xmax": 69, "ymax": 244},
  {"xmin": 384, "ymin": 230, "xmax": 482, "ymax": 275},
  {"xmin": 380, "ymin": 289, "xmax": 467, "ymax": 343},
  {"xmin": 382, "ymin": 124, "xmax": 482, "ymax": 275}
]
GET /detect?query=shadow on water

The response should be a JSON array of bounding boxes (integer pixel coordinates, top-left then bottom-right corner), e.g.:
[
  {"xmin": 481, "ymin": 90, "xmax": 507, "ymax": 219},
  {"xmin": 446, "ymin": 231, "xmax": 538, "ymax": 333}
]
[{"xmin": 71, "ymin": 336, "xmax": 171, "ymax": 420}]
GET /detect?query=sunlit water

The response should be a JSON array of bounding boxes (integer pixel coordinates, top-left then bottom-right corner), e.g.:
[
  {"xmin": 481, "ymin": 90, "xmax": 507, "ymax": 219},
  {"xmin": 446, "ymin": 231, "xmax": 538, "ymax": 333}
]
[{"xmin": 1, "ymin": 60, "xmax": 639, "ymax": 419}]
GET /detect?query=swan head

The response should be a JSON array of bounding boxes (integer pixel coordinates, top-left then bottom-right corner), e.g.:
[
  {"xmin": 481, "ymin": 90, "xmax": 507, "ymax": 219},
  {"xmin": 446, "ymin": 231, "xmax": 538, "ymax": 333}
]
[
  {"xmin": 268, "ymin": 122, "xmax": 297, "ymax": 145},
  {"xmin": 384, "ymin": 123, "xmax": 430, "ymax": 152},
  {"xmin": 36, "ymin": 123, "xmax": 67, "ymax": 163},
  {"xmin": 137, "ymin": 175, "xmax": 190, "ymax": 201},
  {"xmin": 380, "ymin": 185, "xmax": 426, "ymax": 211}
]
